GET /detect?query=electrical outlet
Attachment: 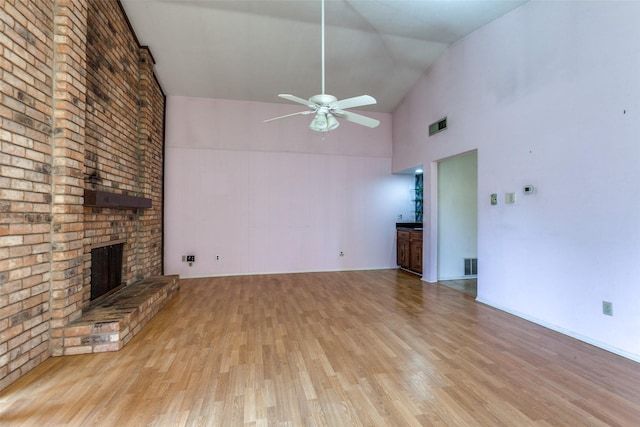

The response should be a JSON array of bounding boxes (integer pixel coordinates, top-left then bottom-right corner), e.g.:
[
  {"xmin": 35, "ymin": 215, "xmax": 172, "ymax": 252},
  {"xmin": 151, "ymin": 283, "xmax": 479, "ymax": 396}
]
[
  {"xmin": 505, "ymin": 192, "xmax": 516, "ymax": 204},
  {"xmin": 397, "ymin": 214, "xmax": 403, "ymax": 221},
  {"xmin": 182, "ymin": 255, "xmax": 186, "ymax": 262},
  {"xmin": 490, "ymin": 193, "xmax": 497, "ymax": 206},
  {"xmin": 339, "ymin": 251, "xmax": 344, "ymax": 257},
  {"xmin": 186, "ymin": 255, "xmax": 195, "ymax": 263},
  {"xmin": 602, "ymin": 301, "xmax": 613, "ymax": 316},
  {"xmin": 215, "ymin": 255, "xmax": 221, "ymax": 261}
]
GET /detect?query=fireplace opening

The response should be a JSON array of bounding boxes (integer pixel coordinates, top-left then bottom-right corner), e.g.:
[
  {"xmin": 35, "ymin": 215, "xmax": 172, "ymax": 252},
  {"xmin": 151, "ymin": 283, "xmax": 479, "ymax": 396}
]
[{"xmin": 91, "ymin": 243, "xmax": 124, "ymax": 301}]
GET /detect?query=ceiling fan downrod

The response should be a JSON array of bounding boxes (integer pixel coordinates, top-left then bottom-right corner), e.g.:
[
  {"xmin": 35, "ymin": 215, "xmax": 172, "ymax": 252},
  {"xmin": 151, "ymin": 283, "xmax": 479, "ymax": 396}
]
[
  {"xmin": 263, "ymin": 0, "xmax": 380, "ymax": 132},
  {"xmin": 321, "ymin": 0, "xmax": 325, "ymax": 95}
]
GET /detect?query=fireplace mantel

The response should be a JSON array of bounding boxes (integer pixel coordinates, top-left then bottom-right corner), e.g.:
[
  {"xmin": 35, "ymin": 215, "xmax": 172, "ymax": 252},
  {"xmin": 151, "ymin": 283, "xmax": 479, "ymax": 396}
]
[{"xmin": 84, "ymin": 190, "xmax": 152, "ymax": 209}]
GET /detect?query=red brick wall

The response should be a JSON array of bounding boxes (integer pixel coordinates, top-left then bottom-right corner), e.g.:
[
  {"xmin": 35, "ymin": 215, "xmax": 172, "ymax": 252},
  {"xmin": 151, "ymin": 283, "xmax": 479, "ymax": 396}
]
[
  {"xmin": 137, "ymin": 47, "xmax": 164, "ymax": 278},
  {"xmin": 0, "ymin": 0, "xmax": 56, "ymax": 393},
  {"xmin": 82, "ymin": 1, "xmax": 163, "ymax": 305},
  {"xmin": 0, "ymin": 0, "xmax": 165, "ymax": 391},
  {"xmin": 48, "ymin": 0, "xmax": 89, "ymax": 357}
]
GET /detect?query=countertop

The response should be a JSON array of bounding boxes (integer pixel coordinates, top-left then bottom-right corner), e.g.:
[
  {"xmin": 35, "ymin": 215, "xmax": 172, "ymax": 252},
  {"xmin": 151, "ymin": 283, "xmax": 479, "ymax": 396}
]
[{"xmin": 396, "ymin": 222, "xmax": 423, "ymax": 229}]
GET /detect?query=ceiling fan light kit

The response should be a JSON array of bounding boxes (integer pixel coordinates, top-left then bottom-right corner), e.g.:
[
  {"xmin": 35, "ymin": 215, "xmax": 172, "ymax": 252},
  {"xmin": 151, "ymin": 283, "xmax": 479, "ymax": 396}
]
[
  {"xmin": 310, "ymin": 112, "xmax": 339, "ymax": 132},
  {"xmin": 264, "ymin": 0, "xmax": 379, "ymax": 133}
]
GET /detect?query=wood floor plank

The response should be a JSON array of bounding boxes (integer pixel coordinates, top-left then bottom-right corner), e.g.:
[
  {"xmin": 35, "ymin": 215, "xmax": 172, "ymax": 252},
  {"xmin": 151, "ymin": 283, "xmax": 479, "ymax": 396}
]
[{"xmin": 1, "ymin": 270, "xmax": 640, "ymax": 426}]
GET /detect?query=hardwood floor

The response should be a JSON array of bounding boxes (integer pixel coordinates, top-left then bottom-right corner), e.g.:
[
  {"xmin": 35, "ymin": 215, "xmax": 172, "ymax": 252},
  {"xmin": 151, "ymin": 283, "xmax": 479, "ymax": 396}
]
[
  {"xmin": 1, "ymin": 270, "xmax": 639, "ymax": 426},
  {"xmin": 438, "ymin": 278, "xmax": 477, "ymax": 297}
]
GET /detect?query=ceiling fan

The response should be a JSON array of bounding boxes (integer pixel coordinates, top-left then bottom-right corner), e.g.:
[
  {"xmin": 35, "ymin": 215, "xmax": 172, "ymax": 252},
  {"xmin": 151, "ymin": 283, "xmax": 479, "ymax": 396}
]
[{"xmin": 264, "ymin": 0, "xmax": 380, "ymax": 132}]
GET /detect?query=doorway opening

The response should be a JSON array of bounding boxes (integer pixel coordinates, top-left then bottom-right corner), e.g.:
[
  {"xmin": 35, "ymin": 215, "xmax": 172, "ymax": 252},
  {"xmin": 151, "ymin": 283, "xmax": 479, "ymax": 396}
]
[{"xmin": 436, "ymin": 150, "xmax": 478, "ymax": 296}]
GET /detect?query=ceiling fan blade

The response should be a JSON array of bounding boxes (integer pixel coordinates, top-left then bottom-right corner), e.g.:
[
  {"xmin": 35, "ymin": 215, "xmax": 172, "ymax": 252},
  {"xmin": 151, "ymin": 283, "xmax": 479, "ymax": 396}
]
[
  {"xmin": 335, "ymin": 110, "xmax": 380, "ymax": 128},
  {"xmin": 331, "ymin": 95, "xmax": 377, "ymax": 110},
  {"xmin": 278, "ymin": 94, "xmax": 316, "ymax": 108},
  {"xmin": 264, "ymin": 110, "xmax": 312, "ymax": 123}
]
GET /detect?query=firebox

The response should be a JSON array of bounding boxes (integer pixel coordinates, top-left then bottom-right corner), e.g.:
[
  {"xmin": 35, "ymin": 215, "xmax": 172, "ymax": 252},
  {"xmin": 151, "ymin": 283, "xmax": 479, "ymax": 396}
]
[{"xmin": 91, "ymin": 242, "xmax": 124, "ymax": 301}]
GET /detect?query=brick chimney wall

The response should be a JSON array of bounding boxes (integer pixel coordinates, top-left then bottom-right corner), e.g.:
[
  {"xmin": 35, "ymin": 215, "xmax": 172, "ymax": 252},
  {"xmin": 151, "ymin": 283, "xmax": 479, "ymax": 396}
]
[{"xmin": 0, "ymin": 0, "xmax": 165, "ymax": 391}]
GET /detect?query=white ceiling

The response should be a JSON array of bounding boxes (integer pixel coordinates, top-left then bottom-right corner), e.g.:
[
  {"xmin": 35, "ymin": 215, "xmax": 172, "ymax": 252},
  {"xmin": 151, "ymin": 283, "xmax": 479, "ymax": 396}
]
[{"xmin": 120, "ymin": 0, "xmax": 528, "ymax": 113}]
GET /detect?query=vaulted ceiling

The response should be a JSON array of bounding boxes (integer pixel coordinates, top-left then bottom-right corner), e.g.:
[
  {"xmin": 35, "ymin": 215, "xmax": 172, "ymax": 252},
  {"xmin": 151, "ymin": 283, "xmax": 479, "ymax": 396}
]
[{"xmin": 120, "ymin": 0, "xmax": 528, "ymax": 113}]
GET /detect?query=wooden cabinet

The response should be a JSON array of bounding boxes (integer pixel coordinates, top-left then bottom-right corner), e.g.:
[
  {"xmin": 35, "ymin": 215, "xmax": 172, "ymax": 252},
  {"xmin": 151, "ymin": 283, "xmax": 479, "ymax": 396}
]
[
  {"xmin": 410, "ymin": 237, "xmax": 422, "ymax": 273},
  {"xmin": 397, "ymin": 228, "xmax": 422, "ymax": 275},
  {"xmin": 397, "ymin": 234, "xmax": 410, "ymax": 269}
]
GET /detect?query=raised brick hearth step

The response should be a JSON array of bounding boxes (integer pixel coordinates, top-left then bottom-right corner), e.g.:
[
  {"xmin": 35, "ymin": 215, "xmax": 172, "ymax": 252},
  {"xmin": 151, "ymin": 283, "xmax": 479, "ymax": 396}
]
[{"xmin": 61, "ymin": 275, "xmax": 180, "ymax": 355}]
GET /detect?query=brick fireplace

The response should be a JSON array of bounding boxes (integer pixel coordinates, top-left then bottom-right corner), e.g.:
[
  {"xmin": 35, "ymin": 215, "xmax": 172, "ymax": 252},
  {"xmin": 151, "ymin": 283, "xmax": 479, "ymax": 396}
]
[
  {"xmin": 46, "ymin": 0, "xmax": 168, "ymax": 357},
  {"xmin": 0, "ymin": 0, "xmax": 169, "ymax": 391}
]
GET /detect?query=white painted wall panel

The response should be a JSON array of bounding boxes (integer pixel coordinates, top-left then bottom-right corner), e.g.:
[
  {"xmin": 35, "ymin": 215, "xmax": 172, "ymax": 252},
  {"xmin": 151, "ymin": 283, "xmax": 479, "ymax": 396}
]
[
  {"xmin": 393, "ymin": 0, "xmax": 640, "ymax": 360},
  {"xmin": 165, "ymin": 96, "xmax": 411, "ymax": 278}
]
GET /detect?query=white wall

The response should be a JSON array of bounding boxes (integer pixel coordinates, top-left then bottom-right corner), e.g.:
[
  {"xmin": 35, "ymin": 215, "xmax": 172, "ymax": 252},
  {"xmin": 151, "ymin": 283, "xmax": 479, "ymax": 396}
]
[
  {"xmin": 437, "ymin": 151, "xmax": 478, "ymax": 280},
  {"xmin": 392, "ymin": 1, "xmax": 640, "ymax": 360},
  {"xmin": 165, "ymin": 96, "xmax": 410, "ymax": 277}
]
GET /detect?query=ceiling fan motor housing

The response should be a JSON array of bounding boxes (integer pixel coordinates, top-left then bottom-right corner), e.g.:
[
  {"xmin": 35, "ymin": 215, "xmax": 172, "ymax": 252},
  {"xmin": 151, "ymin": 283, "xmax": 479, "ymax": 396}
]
[{"xmin": 309, "ymin": 94, "xmax": 338, "ymax": 105}]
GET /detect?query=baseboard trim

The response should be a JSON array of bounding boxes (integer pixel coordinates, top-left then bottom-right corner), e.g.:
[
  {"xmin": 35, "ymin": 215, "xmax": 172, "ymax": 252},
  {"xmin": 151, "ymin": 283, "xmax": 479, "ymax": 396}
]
[
  {"xmin": 476, "ymin": 297, "xmax": 640, "ymax": 364},
  {"xmin": 175, "ymin": 266, "xmax": 398, "ymax": 280}
]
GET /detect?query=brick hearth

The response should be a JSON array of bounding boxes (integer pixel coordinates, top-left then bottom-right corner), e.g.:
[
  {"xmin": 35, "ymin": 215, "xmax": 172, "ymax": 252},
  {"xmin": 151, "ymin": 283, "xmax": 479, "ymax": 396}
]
[{"xmin": 60, "ymin": 276, "xmax": 179, "ymax": 356}]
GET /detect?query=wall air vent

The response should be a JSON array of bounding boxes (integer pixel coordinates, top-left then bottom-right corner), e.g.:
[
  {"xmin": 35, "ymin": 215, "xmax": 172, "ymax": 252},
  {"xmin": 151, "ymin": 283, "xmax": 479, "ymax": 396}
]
[
  {"xmin": 464, "ymin": 258, "xmax": 477, "ymax": 276},
  {"xmin": 428, "ymin": 117, "xmax": 447, "ymax": 136}
]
